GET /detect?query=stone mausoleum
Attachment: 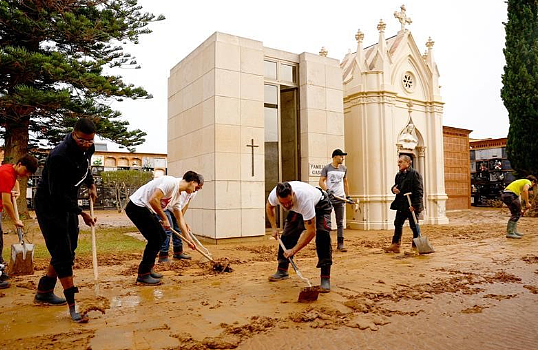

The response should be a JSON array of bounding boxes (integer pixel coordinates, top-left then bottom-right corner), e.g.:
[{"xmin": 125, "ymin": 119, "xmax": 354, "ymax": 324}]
[{"xmin": 168, "ymin": 5, "xmax": 448, "ymax": 240}]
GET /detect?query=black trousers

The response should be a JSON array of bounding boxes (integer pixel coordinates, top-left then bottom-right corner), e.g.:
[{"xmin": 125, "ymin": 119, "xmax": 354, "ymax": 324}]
[
  {"xmin": 35, "ymin": 190, "xmax": 79, "ymax": 278},
  {"xmin": 277, "ymin": 193, "xmax": 333, "ymax": 270},
  {"xmin": 392, "ymin": 209, "xmax": 419, "ymax": 245},
  {"xmin": 501, "ymin": 192, "xmax": 521, "ymax": 222},
  {"xmin": 125, "ymin": 201, "xmax": 167, "ymax": 274}
]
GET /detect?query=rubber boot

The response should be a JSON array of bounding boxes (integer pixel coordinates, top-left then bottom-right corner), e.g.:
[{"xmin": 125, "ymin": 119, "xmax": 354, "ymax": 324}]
[
  {"xmin": 0, "ymin": 280, "xmax": 9, "ymax": 289},
  {"xmin": 506, "ymin": 221, "xmax": 521, "ymax": 239},
  {"xmin": 508, "ymin": 221, "xmax": 523, "ymax": 237},
  {"xmin": 150, "ymin": 269, "xmax": 163, "ymax": 279},
  {"xmin": 137, "ymin": 272, "xmax": 162, "ymax": 285},
  {"xmin": 173, "ymin": 252, "xmax": 192, "ymax": 260},
  {"xmin": 337, "ymin": 237, "xmax": 347, "ymax": 252},
  {"xmin": 64, "ymin": 287, "xmax": 88, "ymax": 323},
  {"xmin": 34, "ymin": 276, "xmax": 67, "ymax": 305},
  {"xmin": 158, "ymin": 252, "xmax": 169, "ymax": 263},
  {"xmin": 268, "ymin": 264, "xmax": 289, "ymax": 281},
  {"xmin": 384, "ymin": 243, "xmax": 401, "ymax": 253},
  {"xmin": 320, "ymin": 266, "xmax": 330, "ymax": 293}
]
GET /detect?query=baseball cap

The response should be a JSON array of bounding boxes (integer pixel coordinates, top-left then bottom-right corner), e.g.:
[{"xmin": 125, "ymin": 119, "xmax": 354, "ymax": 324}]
[{"xmin": 332, "ymin": 149, "xmax": 347, "ymax": 157}]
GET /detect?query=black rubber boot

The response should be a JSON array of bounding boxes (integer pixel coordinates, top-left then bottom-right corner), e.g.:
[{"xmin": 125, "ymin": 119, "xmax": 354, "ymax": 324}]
[
  {"xmin": 320, "ymin": 266, "xmax": 330, "ymax": 293},
  {"xmin": 0, "ymin": 280, "xmax": 9, "ymax": 289},
  {"xmin": 158, "ymin": 252, "xmax": 169, "ymax": 263},
  {"xmin": 268, "ymin": 267, "xmax": 289, "ymax": 281},
  {"xmin": 136, "ymin": 272, "xmax": 162, "ymax": 285},
  {"xmin": 337, "ymin": 237, "xmax": 347, "ymax": 252},
  {"xmin": 173, "ymin": 252, "xmax": 192, "ymax": 260},
  {"xmin": 34, "ymin": 276, "xmax": 67, "ymax": 305},
  {"xmin": 150, "ymin": 269, "xmax": 163, "ymax": 279},
  {"xmin": 64, "ymin": 287, "xmax": 88, "ymax": 323}
]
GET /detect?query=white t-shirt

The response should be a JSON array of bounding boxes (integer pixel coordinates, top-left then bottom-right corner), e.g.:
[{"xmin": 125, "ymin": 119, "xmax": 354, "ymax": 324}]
[
  {"xmin": 130, "ymin": 176, "xmax": 182, "ymax": 212},
  {"xmin": 321, "ymin": 163, "xmax": 347, "ymax": 197},
  {"xmin": 163, "ymin": 191, "xmax": 197, "ymax": 211},
  {"xmin": 267, "ymin": 181, "xmax": 322, "ymax": 220}
]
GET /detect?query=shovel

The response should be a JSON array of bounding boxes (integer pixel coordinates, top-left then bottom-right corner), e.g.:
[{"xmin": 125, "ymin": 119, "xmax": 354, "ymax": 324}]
[
  {"xmin": 404, "ymin": 192, "xmax": 434, "ymax": 254},
  {"xmin": 8, "ymin": 194, "xmax": 34, "ymax": 275},
  {"xmin": 169, "ymin": 227, "xmax": 231, "ymax": 273},
  {"xmin": 333, "ymin": 195, "xmax": 360, "ymax": 212},
  {"xmin": 277, "ymin": 237, "xmax": 320, "ymax": 302},
  {"xmin": 90, "ymin": 198, "xmax": 99, "ymax": 290}
]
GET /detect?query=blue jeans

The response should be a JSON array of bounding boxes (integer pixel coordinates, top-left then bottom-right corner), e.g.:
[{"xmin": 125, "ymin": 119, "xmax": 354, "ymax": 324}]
[{"xmin": 159, "ymin": 209, "xmax": 183, "ymax": 256}]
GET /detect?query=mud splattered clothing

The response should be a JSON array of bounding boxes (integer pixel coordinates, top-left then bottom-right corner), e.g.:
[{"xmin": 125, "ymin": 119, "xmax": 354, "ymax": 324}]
[
  {"xmin": 502, "ymin": 179, "xmax": 532, "ymax": 223},
  {"xmin": 268, "ymin": 181, "xmax": 333, "ymax": 269},
  {"xmin": 35, "ymin": 133, "xmax": 94, "ymax": 278}
]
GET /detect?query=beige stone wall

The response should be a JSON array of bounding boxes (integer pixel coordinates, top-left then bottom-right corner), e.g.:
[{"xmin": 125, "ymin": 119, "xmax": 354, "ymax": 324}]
[
  {"xmin": 299, "ymin": 53, "xmax": 345, "ymax": 185},
  {"xmin": 168, "ymin": 33, "xmax": 266, "ymax": 239}
]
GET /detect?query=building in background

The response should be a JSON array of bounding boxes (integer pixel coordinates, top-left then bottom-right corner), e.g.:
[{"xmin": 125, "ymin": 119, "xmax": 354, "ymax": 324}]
[
  {"xmin": 469, "ymin": 138, "xmax": 514, "ymax": 206},
  {"xmin": 341, "ymin": 6, "xmax": 448, "ymax": 229},
  {"xmin": 443, "ymin": 126, "xmax": 472, "ymax": 210}
]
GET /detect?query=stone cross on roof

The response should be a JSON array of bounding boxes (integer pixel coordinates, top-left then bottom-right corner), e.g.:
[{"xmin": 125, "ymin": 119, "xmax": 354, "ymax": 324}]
[{"xmin": 394, "ymin": 4, "xmax": 412, "ymax": 31}]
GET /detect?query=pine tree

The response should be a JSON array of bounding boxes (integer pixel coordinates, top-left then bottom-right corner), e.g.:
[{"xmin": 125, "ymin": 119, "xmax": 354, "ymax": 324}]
[
  {"xmin": 0, "ymin": 0, "xmax": 163, "ymax": 214},
  {"xmin": 501, "ymin": 0, "xmax": 538, "ymax": 175}
]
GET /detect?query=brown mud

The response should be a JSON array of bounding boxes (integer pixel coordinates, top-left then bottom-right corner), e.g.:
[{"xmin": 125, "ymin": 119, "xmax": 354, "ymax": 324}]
[{"xmin": 0, "ymin": 207, "xmax": 537, "ymax": 349}]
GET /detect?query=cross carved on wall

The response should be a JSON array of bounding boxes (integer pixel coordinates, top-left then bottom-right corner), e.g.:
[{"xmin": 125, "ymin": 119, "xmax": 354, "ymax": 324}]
[{"xmin": 246, "ymin": 139, "xmax": 259, "ymax": 176}]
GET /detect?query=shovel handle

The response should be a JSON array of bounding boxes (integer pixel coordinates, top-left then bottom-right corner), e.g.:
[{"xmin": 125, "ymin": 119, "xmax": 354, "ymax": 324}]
[
  {"xmin": 11, "ymin": 193, "xmax": 24, "ymax": 244},
  {"xmin": 403, "ymin": 192, "xmax": 419, "ymax": 225},
  {"xmin": 90, "ymin": 198, "xmax": 98, "ymax": 281},
  {"xmin": 277, "ymin": 237, "xmax": 312, "ymax": 287},
  {"xmin": 170, "ymin": 227, "xmax": 214, "ymax": 262}
]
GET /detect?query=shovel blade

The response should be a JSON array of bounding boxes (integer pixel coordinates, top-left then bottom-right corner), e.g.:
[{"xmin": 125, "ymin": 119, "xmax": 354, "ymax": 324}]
[
  {"xmin": 8, "ymin": 243, "xmax": 34, "ymax": 276},
  {"xmin": 298, "ymin": 286, "xmax": 320, "ymax": 303},
  {"xmin": 413, "ymin": 236, "xmax": 435, "ymax": 255}
]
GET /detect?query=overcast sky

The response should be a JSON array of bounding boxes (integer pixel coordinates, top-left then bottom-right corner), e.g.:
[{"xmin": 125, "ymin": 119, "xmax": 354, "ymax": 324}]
[{"xmin": 107, "ymin": 0, "xmax": 509, "ymax": 153}]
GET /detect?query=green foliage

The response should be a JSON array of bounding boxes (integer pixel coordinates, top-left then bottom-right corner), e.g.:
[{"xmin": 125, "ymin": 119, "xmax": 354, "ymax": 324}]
[
  {"xmin": 100, "ymin": 169, "xmax": 152, "ymax": 211},
  {"xmin": 501, "ymin": 0, "xmax": 538, "ymax": 175},
  {"xmin": 0, "ymin": 0, "xmax": 165, "ymax": 154}
]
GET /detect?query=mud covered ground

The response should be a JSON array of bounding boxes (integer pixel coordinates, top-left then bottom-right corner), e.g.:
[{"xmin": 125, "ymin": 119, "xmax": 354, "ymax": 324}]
[{"xmin": 1, "ymin": 207, "xmax": 537, "ymax": 350}]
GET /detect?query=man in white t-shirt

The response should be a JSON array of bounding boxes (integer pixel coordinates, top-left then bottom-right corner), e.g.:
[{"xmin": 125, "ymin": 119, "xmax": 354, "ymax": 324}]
[
  {"xmin": 319, "ymin": 149, "xmax": 351, "ymax": 252},
  {"xmin": 158, "ymin": 175, "xmax": 204, "ymax": 262},
  {"xmin": 125, "ymin": 171, "xmax": 200, "ymax": 285},
  {"xmin": 266, "ymin": 181, "xmax": 333, "ymax": 292}
]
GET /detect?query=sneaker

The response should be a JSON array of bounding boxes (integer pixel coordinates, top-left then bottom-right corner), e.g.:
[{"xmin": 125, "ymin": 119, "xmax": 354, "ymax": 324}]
[
  {"xmin": 173, "ymin": 253, "xmax": 191, "ymax": 260},
  {"xmin": 268, "ymin": 270, "xmax": 289, "ymax": 281}
]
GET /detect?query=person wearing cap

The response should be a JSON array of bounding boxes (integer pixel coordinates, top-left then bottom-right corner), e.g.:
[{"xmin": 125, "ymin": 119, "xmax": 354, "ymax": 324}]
[
  {"xmin": 319, "ymin": 149, "xmax": 351, "ymax": 252},
  {"xmin": 501, "ymin": 175, "xmax": 537, "ymax": 239}
]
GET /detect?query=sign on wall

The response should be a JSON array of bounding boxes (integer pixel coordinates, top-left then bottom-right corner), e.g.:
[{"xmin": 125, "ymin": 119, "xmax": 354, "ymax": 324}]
[{"xmin": 309, "ymin": 163, "xmax": 325, "ymax": 177}]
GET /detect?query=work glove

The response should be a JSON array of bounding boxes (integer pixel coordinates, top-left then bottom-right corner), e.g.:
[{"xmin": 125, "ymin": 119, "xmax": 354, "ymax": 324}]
[
  {"xmin": 326, "ymin": 189, "xmax": 335, "ymax": 200},
  {"xmin": 346, "ymin": 195, "xmax": 355, "ymax": 204}
]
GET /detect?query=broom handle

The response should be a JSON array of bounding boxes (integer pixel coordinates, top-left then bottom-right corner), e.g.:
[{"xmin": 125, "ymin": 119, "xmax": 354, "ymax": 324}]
[
  {"xmin": 170, "ymin": 227, "xmax": 215, "ymax": 262},
  {"xmin": 90, "ymin": 198, "xmax": 98, "ymax": 281},
  {"xmin": 404, "ymin": 192, "xmax": 421, "ymax": 236}
]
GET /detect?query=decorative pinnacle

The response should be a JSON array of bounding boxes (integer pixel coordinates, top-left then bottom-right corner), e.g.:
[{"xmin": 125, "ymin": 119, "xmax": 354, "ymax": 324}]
[
  {"xmin": 426, "ymin": 37, "xmax": 435, "ymax": 49},
  {"xmin": 319, "ymin": 46, "xmax": 328, "ymax": 57},
  {"xmin": 355, "ymin": 29, "xmax": 364, "ymax": 43},
  {"xmin": 377, "ymin": 19, "xmax": 386, "ymax": 33}
]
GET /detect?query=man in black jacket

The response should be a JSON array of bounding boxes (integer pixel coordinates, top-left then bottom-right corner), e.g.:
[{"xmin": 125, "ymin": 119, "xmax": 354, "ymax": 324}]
[
  {"xmin": 34, "ymin": 118, "xmax": 97, "ymax": 323},
  {"xmin": 384, "ymin": 155, "xmax": 423, "ymax": 253}
]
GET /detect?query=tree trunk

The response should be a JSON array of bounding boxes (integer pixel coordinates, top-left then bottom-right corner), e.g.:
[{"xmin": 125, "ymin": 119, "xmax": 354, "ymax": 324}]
[{"xmin": 3, "ymin": 118, "xmax": 31, "ymax": 218}]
